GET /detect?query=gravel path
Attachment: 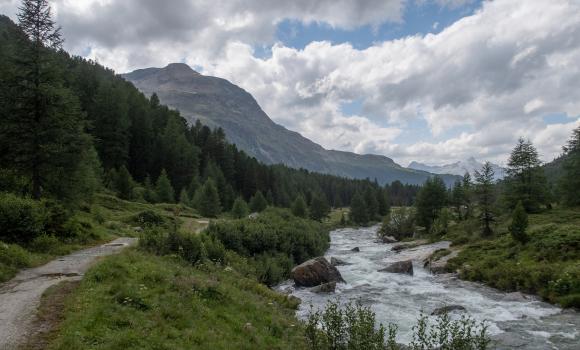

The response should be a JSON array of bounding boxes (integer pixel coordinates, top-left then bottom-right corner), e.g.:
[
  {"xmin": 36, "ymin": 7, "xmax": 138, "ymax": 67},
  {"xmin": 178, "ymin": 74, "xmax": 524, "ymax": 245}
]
[{"xmin": 0, "ymin": 237, "xmax": 137, "ymax": 349}]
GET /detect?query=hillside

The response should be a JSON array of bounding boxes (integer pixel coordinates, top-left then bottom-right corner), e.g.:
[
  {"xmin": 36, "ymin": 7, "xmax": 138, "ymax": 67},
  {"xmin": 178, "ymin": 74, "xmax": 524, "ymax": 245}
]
[{"xmin": 123, "ymin": 63, "xmax": 457, "ymax": 186}]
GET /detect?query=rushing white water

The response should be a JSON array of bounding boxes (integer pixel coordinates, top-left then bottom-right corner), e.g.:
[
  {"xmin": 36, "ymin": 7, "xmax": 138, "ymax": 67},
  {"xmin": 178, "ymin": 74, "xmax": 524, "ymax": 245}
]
[{"xmin": 277, "ymin": 226, "xmax": 580, "ymax": 349}]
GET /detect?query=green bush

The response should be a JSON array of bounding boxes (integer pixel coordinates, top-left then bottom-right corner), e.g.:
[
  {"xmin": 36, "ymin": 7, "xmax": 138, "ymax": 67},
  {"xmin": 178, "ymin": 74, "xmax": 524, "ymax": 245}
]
[
  {"xmin": 378, "ymin": 207, "xmax": 415, "ymax": 241},
  {"xmin": 133, "ymin": 210, "xmax": 167, "ymax": 227},
  {"xmin": 29, "ymin": 234, "xmax": 60, "ymax": 253},
  {"xmin": 0, "ymin": 192, "xmax": 46, "ymax": 243}
]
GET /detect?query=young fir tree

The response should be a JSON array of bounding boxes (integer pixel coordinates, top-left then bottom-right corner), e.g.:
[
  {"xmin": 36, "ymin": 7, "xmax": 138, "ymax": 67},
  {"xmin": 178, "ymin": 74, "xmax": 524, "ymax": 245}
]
[
  {"xmin": 462, "ymin": 172, "xmax": 473, "ymax": 218},
  {"xmin": 179, "ymin": 188, "xmax": 190, "ymax": 207},
  {"xmin": 377, "ymin": 189, "xmax": 390, "ymax": 217},
  {"xmin": 509, "ymin": 200, "xmax": 529, "ymax": 244},
  {"xmin": 475, "ymin": 162, "xmax": 496, "ymax": 237},
  {"xmin": 415, "ymin": 176, "xmax": 447, "ymax": 232},
  {"xmin": 0, "ymin": 0, "xmax": 91, "ymax": 200},
  {"xmin": 197, "ymin": 178, "xmax": 221, "ymax": 218},
  {"xmin": 559, "ymin": 126, "xmax": 580, "ymax": 206},
  {"xmin": 505, "ymin": 138, "xmax": 548, "ymax": 212},
  {"xmin": 115, "ymin": 165, "xmax": 134, "ymax": 200},
  {"xmin": 249, "ymin": 190, "xmax": 268, "ymax": 212},
  {"xmin": 291, "ymin": 195, "xmax": 308, "ymax": 218},
  {"xmin": 364, "ymin": 187, "xmax": 379, "ymax": 221},
  {"xmin": 231, "ymin": 197, "xmax": 249, "ymax": 219},
  {"xmin": 309, "ymin": 193, "xmax": 330, "ymax": 221},
  {"xmin": 349, "ymin": 191, "xmax": 368, "ymax": 225},
  {"xmin": 451, "ymin": 179, "xmax": 465, "ymax": 220},
  {"xmin": 155, "ymin": 169, "xmax": 175, "ymax": 203},
  {"xmin": 143, "ymin": 175, "xmax": 157, "ymax": 203}
]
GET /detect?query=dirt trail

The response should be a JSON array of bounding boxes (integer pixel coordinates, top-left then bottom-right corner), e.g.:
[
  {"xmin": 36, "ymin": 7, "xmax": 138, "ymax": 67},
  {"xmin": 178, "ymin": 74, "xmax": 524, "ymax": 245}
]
[{"xmin": 0, "ymin": 237, "xmax": 137, "ymax": 349}]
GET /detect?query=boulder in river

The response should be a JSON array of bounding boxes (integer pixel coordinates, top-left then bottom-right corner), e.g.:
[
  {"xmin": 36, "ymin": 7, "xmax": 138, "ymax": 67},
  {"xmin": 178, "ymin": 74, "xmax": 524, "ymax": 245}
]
[
  {"xmin": 501, "ymin": 292, "xmax": 529, "ymax": 302},
  {"xmin": 381, "ymin": 235, "xmax": 398, "ymax": 243},
  {"xmin": 330, "ymin": 257, "xmax": 351, "ymax": 266},
  {"xmin": 291, "ymin": 257, "xmax": 346, "ymax": 287},
  {"xmin": 378, "ymin": 260, "xmax": 413, "ymax": 275},
  {"xmin": 351, "ymin": 247, "xmax": 360, "ymax": 252},
  {"xmin": 310, "ymin": 282, "xmax": 336, "ymax": 293},
  {"xmin": 431, "ymin": 305, "xmax": 466, "ymax": 315}
]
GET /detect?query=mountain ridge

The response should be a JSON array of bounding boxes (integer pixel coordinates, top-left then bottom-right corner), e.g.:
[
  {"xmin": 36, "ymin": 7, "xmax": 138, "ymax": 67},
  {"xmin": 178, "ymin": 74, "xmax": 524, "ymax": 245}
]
[
  {"xmin": 122, "ymin": 63, "xmax": 458, "ymax": 185},
  {"xmin": 408, "ymin": 157, "xmax": 506, "ymax": 180}
]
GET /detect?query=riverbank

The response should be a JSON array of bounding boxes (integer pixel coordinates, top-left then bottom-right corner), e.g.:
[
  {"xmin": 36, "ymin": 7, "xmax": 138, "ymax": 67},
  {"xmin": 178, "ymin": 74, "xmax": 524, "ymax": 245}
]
[{"xmin": 278, "ymin": 225, "xmax": 580, "ymax": 349}]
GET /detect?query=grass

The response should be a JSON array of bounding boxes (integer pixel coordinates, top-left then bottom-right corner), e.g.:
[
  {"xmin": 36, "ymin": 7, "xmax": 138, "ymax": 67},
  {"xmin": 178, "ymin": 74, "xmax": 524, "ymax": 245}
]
[
  {"xmin": 47, "ymin": 249, "xmax": 307, "ymax": 350},
  {"xmin": 444, "ymin": 206, "xmax": 580, "ymax": 307}
]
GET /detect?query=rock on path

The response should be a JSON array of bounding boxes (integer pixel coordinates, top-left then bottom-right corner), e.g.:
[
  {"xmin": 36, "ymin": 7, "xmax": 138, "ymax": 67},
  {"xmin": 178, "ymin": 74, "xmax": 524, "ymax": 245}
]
[{"xmin": 0, "ymin": 237, "xmax": 137, "ymax": 349}]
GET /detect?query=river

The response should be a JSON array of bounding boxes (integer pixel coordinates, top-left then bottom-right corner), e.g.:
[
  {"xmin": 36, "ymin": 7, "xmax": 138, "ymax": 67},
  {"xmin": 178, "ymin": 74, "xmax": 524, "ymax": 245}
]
[{"xmin": 277, "ymin": 226, "xmax": 579, "ymax": 349}]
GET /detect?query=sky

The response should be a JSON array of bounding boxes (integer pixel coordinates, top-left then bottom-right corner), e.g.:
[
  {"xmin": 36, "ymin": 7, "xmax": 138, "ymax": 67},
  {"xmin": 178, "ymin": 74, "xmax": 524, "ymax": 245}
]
[{"xmin": 1, "ymin": 0, "xmax": 580, "ymax": 167}]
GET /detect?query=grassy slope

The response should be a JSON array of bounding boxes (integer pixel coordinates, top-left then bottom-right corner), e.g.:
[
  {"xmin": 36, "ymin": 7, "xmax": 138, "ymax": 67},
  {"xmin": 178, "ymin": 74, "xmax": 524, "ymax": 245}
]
[
  {"xmin": 48, "ymin": 249, "xmax": 306, "ymax": 350},
  {"xmin": 445, "ymin": 207, "xmax": 580, "ymax": 307}
]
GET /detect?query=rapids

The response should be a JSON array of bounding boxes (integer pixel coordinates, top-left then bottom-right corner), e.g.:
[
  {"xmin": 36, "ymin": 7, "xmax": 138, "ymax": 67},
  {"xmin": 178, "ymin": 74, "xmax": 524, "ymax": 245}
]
[{"xmin": 277, "ymin": 225, "xmax": 579, "ymax": 349}]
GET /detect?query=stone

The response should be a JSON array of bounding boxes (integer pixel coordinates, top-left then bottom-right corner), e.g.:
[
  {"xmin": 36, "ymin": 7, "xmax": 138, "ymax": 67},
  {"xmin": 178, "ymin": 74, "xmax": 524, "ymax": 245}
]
[
  {"xmin": 431, "ymin": 305, "xmax": 466, "ymax": 315},
  {"xmin": 351, "ymin": 247, "xmax": 360, "ymax": 252},
  {"xmin": 310, "ymin": 282, "xmax": 336, "ymax": 293},
  {"xmin": 501, "ymin": 292, "xmax": 529, "ymax": 302},
  {"xmin": 330, "ymin": 257, "xmax": 350, "ymax": 266},
  {"xmin": 381, "ymin": 235, "xmax": 398, "ymax": 243},
  {"xmin": 291, "ymin": 257, "xmax": 346, "ymax": 287},
  {"xmin": 378, "ymin": 260, "xmax": 414, "ymax": 275}
]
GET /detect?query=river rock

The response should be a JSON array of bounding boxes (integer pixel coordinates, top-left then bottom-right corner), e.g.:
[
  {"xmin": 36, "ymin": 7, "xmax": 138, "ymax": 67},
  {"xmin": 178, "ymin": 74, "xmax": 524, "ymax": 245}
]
[
  {"xmin": 381, "ymin": 235, "xmax": 398, "ymax": 243},
  {"xmin": 330, "ymin": 257, "xmax": 350, "ymax": 266},
  {"xmin": 310, "ymin": 282, "xmax": 336, "ymax": 293},
  {"xmin": 431, "ymin": 305, "xmax": 466, "ymax": 315},
  {"xmin": 351, "ymin": 247, "xmax": 360, "ymax": 252},
  {"xmin": 378, "ymin": 260, "xmax": 413, "ymax": 275},
  {"xmin": 291, "ymin": 257, "xmax": 345, "ymax": 287}
]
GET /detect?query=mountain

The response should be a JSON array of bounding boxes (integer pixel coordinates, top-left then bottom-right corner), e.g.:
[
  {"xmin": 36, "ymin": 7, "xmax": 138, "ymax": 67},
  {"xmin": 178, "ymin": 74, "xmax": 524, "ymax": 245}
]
[
  {"xmin": 408, "ymin": 157, "xmax": 506, "ymax": 180},
  {"xmin": 123, "ymin": 63, "xmax": 457, "ymax": 185}
]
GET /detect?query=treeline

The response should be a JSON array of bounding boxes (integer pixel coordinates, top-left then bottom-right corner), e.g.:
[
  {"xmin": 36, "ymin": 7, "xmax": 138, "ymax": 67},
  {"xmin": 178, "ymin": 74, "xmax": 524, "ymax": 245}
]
[{"xmin": 0, "ymin": 8, "xmax": 413, "ymax": 226}]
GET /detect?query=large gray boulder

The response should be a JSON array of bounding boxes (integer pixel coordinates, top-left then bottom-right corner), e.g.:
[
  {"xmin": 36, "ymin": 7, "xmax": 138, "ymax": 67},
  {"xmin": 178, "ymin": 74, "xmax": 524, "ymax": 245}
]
[
  {"xmin": 431, "ymin": 305, "xmax": 466, "ymax": 315},
  {"xmin": 291, "ymin": 257, "xmax": 346, "ymax": 287},
  {"xmin": 310, "ymin": 282, "xmax": 337, "ymax": 293},
  {"xmin": 330, "ymin": 257, "xmax": 351, "ymax": 266},
  {"xmin": 378, "ymin": 260, "xmax": 414, "ymax": 275}
]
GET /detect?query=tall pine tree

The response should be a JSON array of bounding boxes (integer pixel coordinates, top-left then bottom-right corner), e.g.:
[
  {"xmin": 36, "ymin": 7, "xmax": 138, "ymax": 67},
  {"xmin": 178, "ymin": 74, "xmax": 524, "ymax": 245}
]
[
  {"xmin": 559, "ymin": 126, "xmax": 580, "ymax": 206},
  {"xmin": 475, "ymin": 162, "xmax": 495, "ymax": 237}
]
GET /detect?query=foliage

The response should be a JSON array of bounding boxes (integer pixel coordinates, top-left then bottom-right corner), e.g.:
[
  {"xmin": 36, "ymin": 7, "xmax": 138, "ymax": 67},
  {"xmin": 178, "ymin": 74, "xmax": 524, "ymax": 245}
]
[
  {"xmin": 309, "ymin": 192, "xmax": 331, "ymax": 221},
  {"xmin": 306, "ymin": 301, "xmax": 490, "ymax": 350},
  {"xmin": 155, "ymin": 169, "xmax": 175, "ymax": 203},
  {"xmin": 132, "ymin": 210, "xmax": 167, "ymax": 228},
  {"xmin": 559, "ymin": 126, "xmax": 580, "ymax": 206},
  {"xmin": 291, "ymin": 194, "xmax": 308, "ymax": 218},
  {"xmin": 474, "ymin": 162, "xmax": 495, "ymax": 237},
  {"xmin": 429, "ymin": 208, "xmax": 451, "ymax": 236},
  {"xmin": 504, "ymin": 138, "xmax": 548, "ymax": 212},
  {"xmin": 509, "ymin": 201, "xmax": 528, "ymax": 244},
  {"xmin": 415, "ymin": 176, "xmax": 447, "ymax": 232},
  {"xmin": 250, "ymin": 190, "xmax": 268, "ymax": 212},
  {"xmin": 114, "ymin": 165, "xmax": 134, "ymax": 200},
  {"xmin": 349, "ymin": 191, "xmax": 368, "ymax": 225},
  {"xmin": 0, "ymin": 192, "xmax": 46, "ymax": 243},
  {"xmin": 378, "ymin": 207, "xmax": 415, "ymax": 241},
  {"xmin": 231, "ymin": 196, "xmax": 249, "ymax": 219},
  {"xmin": 195, "ymin": 178, "xmax": 222, "ymax": 218}
]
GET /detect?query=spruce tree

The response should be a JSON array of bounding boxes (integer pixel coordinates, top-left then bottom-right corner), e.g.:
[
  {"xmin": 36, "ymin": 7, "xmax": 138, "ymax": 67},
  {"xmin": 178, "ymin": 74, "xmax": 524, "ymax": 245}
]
[
  {"xmin": 415, "ymin": 176, "xmax": 447, "ymax": 232},
  {"xmin": 377, "ymin": 189, "xmax": 390, "ymax": 217},
  {"xmin": 155, "ymin": 169, "xmax": 175, "ymax": 203},
  {"xmin": 559, "ymin": 126, "xmax": 580, "ymax": 206},
  {"xmin": 462, "ymin": 172, "xmax": 473, "ymax": 218},
  {"xmin": 451, "ymin": 179, "xmax": 464, "ymax": 220},
  {"xmin": 0, "ymin": 0, "xmax": 91, "ymax": 200},
  {"xmin": 115, "ymin": 165, "xmax": 134, "ymax": 200},
  {"xmin": 309, "ymin": 193, "xmax": 330, "ymax": 221},
  {"xmin": 291, "ymin": 195, "xmax": 308, "ymax": 218},
  {"xmin": 249, "ymin": 191, "xmax": 268, "ymax": 212},
  {"xmin": 505, "ymin": 138, "xmax": 548, "ymax": 212},
  {"xmin": 349, "ymin": 191, "xmax": 368, "ymax": 225},
  {"xmin": 179, "ymin": 188, "xmax": 190, "ymax": 207},
  {"xmin": 364, "ymin": 187, "xmax": 379, "ymax": 220},
  {"xmin": 197, "ymin": 178, "xmax": 221, "ymax": 218},
  {"xmin": 509, "ymin": 200, "xmax": 528, "ymax": 244},
  {"xmin": 231, "ymin": 197, "xmax": 249, "ymax": 219},
  {"xmin": 475, "ymin": 162, "xmax": 495, "ymax": 237}
]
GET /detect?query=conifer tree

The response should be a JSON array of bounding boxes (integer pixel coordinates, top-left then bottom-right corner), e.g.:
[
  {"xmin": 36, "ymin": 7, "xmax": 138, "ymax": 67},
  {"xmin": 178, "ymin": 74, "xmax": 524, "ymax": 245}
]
[
  {"xmin": 377, "ymin": 189, "xmax": 390, "ymax": 217},
  {"xmin": 143, "ymin": 175, "xmax": 157, "ymax": 203},
  {"xmin": 0, "ymin": 0, "xmax": 91, "ymax": 200},
  {"xmin": 364, "ymin": 187, "xmax": 379, "ymax": 220},
  {"xmin": 115, "ymin": 165, "xmax": 134, "ymax": 200},
  {"xmin": 505, "ymin": 138, "xmax": 548, "ymax": 212},
  {"xmin": 451, "ymin": 179, "xmax": 464, "ymax": 220},
  {"xmin": 231, "ymin": 197, "xmax": 249, "ymax": 219},
  {"xmin": 349, "ymin": 191, "xmax": 368, "ymax": 225},
  {"xmin": 462, "ymin": 172, "xmax": 473, "ymax": 218},
  {"xmin": 197, "ymin": 178, "xmax": 221, "ymax": 218},
  {"xmin": 249, "ymin": 190, "xmax": 268, "ymax": 212},
  {"xmin": 475, "ymin": 162, "xmax": 495, "ymax": 237},
  {"xmin": 291, "ymin": 195, "xmax": 308, "ymax": 218},
  {"xmin": 309, "ymin": 193, "xmax": 330, "ymax": 221},
  {"xmin": 415, "ymin": 176, "xmax": 447, "ymax": 232},
  {"xmin": 509, "ymin": 200, "xmax": 528, "ymax": 244},
  {"xmin": 155, "ymin": 169, "xmax": 175, "ymax": 203},
  {"xmin": 559, "ymin": 126, "xmax": 580, "ymax": 206},
  {"xmin": 179, "ymin": 188, "xmax": 190, "ymax": 207}
]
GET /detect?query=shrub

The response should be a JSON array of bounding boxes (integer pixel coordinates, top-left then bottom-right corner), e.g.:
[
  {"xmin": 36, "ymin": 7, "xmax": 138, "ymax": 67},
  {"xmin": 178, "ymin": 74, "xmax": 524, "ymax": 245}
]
[
  {"xmin": 133, "ymin": 210, "xmax": 166, "ymax": 227},
  {"xmin": 29, "ymin": 234, "xmax": 60, "ymax": 253},
  {"xmin": 0, "ymin": 192, "xmax": 46, "ymax": 243},
  {"xmin": 378, "ymin": 207, "xmax": 415, "ymax": 241},
  {"xmin": 231, "ymin": 197, "xmax": 249, "ymax": 219},
  {"xmin": 509, "ymin": 201, "xmax": 529, "ymax": 244}
]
